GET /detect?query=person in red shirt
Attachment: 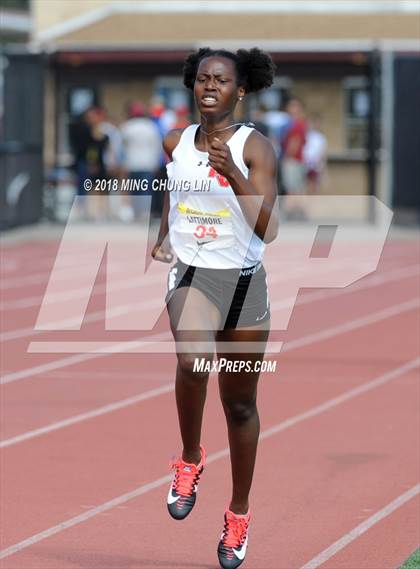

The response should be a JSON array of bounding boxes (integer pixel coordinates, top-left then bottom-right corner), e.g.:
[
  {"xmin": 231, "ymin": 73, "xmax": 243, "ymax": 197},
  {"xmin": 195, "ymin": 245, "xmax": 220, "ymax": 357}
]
[
  {"xmin": 173, "ymin": 105, "xmax": 192, "ymax": 130},
  {"xmin": 281, "ymin": 97, "xmax": 308, "ymax": 218}
]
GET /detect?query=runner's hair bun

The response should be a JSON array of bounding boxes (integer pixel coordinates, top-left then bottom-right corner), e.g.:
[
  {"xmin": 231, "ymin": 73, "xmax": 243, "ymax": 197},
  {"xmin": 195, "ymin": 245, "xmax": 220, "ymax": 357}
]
[
  {"xmin": 236, "ymin": 48, "xmax": 275, "ymax": 93},
  {"xmin": 183, "ymin": 47, "xmax": 275, "ymax": 93}
]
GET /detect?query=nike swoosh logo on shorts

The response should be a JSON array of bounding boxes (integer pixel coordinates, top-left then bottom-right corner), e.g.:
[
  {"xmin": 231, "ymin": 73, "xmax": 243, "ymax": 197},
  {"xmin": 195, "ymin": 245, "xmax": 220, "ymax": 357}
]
[
  {"xmin": 233, "ymin": 536, "xmax": 248, "ymax": 560},
  {"xmin": 256, "ymin": 310, "xmax": 268, "ymax": 321}
]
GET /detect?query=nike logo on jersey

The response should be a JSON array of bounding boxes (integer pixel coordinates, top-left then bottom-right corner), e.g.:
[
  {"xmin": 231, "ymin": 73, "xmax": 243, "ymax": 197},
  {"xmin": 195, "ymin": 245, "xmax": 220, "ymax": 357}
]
[{"xmin": 233, "ymin": 536, "xmax": 248, "ymax": 560}]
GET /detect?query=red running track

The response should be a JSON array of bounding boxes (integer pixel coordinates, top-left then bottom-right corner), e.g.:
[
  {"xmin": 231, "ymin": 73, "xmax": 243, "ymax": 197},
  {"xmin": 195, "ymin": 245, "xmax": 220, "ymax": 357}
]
[{"xmin": 0, "ymin": 233, "xmax": 419, "ymax": 568}]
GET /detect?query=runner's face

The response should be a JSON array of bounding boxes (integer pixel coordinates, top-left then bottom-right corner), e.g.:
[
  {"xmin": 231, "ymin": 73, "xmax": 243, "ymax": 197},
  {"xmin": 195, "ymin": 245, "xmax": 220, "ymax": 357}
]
[{"xmin": 194, "ymin": 56, "xmax": 245, "ymax": 116}]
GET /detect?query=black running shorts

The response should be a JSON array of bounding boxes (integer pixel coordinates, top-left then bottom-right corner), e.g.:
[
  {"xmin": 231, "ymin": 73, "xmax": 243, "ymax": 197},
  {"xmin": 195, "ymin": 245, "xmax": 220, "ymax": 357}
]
[{"xmin": 166, "ymin": 259, "xmax": 270, "ymax": 329}]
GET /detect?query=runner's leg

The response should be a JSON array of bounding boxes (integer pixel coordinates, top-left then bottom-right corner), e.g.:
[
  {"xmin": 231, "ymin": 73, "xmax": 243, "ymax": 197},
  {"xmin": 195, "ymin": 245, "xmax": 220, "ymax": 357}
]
[
  {"xmin": 168, "ymin": 286, "xmax": 221, "ymax": 464},
  {"xmin": 216, "ymin": 324, "xmax": 269, "ymax": 514}
]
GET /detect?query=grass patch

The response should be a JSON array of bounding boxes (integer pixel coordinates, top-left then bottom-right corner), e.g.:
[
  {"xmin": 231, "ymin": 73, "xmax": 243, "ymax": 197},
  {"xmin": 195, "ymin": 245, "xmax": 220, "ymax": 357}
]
[{"xmin": 399, "ymin": 548, "xmax": 420, "ymax": 569}]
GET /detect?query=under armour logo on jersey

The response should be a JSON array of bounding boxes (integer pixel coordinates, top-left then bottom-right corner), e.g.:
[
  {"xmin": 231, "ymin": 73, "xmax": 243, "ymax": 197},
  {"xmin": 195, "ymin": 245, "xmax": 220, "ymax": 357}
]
[{"xmin": 197, "ymin": 161, "xmax": 210, "ymax": 167}]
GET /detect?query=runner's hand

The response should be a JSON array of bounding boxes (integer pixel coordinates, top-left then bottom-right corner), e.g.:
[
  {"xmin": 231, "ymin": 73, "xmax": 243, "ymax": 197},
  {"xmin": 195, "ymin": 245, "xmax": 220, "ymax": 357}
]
[
  {"xmin": 151, "ymin": 241, "xmax": 173, "ymax": 263},
  {"xmin": 208, "ymin": 137, "xmax": 237, "ymax": 178}
]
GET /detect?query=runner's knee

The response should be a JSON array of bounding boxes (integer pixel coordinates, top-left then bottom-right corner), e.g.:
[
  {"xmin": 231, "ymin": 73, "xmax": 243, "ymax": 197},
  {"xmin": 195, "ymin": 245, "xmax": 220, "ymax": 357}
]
[
  {"xmin": 177, "ymin": 353, "xmax": 211, "ymax": 382},
  {"xmin": 222, "ymin": 398, "xmax": 257, "ymax": 425}
]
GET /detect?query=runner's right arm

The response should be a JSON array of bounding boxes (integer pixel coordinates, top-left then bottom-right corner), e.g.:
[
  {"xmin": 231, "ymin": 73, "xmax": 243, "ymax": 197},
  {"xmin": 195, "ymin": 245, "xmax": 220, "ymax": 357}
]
[{"xmin": 151, "ymin": 129, "xmax": 183, "ymax": 263}]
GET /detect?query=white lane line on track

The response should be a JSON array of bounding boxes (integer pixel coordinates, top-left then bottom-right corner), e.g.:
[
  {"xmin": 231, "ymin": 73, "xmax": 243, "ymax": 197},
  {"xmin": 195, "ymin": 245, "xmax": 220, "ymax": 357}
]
[
  {"xmin": 0, "ymin": 260, "xmax": 125, "ymax": 291},
  {"xmin": 0, "ymin": 383, "xmax": 175, "ymax": 448},
  {"xmin": 1, "ymin": 296, "xmax": 419, "ymax": 386},
  {"xmin": 0, "ymin": 256, "xmax": 353, "ymax": 338},
  {"xmin": 25, "ymin": 285, "xmax": 420, "ymax": 357},
  {"xmin": 1, "ymin": 274, "xmax": 145, "ymax": 310},
  {"xmin": 0, "ymin": 296, "xmax": 162, "ymax": 342},
  {"xmin": 0, "ymin": 331, "xmax": 170, "ymax": 385},
  {"xmin": 0, "ymin": 357, "xmax": 418, "ymax": 560},
  {"xmin": 0, "ymin": 247, "xmax": 346, "ymax": 288},
  {"xmin": 282, "ymin": 263, "xmax": 419, "ymax": 309},
  {"xmin": 4, "ymin": 258, "xmax": 414, "ymax": 312},
  {"xmin": 1, "ymin": 295, "xmax": 418, "ymax": 444},
  {"xmin": 0, "ymin": 245, "xmax": 293, "ymax": 294},
  {"xmin": 26, "ymin": 341, "xmax": 284, "ymax": 353},
  {"xmin": 1, "ymin": 260, "xmax": 20, "ymax": 272},
  {"xmin": 37, "ymin": 370, "xmax": 172, "ymax": 380},
  {"xmin": 259, "ymin": 358, "xmax": 420, "ymax": 440},
  {"xmin": 1, "ymin": 249, "xmax": 205, "ymax": 310},
  {"xmin": 1, "ymin": 261, "xmax": 418, "ymax": 343},
  {"xmin": 282, "ymin": 297, "xmax": 420, "ymax": 352},
  {"xmin": 1, "ymin": 286, "xmax": 417, "ymax": 447},
  {"xmin": 300, "ymin": 483, "xmax": 420, "ymax": 569},
  {"xmin": 0, "ymin": 256, "xmax": 90, "ymax": 283}
]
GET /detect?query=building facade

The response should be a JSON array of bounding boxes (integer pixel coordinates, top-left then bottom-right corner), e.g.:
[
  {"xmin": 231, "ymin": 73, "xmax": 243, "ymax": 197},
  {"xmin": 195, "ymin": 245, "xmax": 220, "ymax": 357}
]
[{"xmin": 20, "ymin": 1, "xmax": 420, "ymax": 217}]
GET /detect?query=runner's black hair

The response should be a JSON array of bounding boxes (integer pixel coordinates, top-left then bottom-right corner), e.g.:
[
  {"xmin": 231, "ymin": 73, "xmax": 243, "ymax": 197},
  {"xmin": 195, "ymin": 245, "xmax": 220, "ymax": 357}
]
[{"xmin": 183, "ymin": 47, "xmax": 275, "ymax": 93}]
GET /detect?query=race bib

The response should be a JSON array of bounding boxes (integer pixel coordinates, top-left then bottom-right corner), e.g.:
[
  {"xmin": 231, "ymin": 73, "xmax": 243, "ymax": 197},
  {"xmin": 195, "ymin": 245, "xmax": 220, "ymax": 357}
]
[{"xmin": 176, "ymin": 202, "xmax": 235, "ymax": 251}]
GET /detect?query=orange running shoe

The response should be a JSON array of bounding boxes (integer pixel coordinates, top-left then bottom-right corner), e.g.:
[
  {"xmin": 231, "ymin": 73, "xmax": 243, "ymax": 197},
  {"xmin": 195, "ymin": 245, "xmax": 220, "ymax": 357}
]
[
  {"xmin": 217, "ymin": 509, "xmax": 251, "ymax": 569},
  {"xmin": 167, "ymin": 445, "xmax": 206, "ymax": 520}
]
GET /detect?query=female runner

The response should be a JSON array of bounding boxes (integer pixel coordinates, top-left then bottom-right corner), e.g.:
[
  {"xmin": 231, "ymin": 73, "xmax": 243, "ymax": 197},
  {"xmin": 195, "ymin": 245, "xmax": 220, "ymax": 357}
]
[{"xmin": 152, "ymin": 47, "xmax": 279, "ymax": 569}]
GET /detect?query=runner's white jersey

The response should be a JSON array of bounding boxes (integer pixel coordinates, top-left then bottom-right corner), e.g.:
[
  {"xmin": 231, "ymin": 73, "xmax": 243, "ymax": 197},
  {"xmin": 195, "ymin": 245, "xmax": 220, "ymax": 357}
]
[{"xmin": 167, "ymin": 124, "xmax": 265, "ymax": 269}]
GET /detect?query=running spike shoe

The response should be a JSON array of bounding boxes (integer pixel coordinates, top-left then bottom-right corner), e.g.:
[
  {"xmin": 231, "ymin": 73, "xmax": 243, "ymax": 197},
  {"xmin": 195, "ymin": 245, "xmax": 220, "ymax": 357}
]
[
  {"xmin": 167, "ymin": 445, "xmax": 206, "ymax": 520},
  {"xmin": 217, "ymin": 509, "xmax": 251, "ymax": 569}
]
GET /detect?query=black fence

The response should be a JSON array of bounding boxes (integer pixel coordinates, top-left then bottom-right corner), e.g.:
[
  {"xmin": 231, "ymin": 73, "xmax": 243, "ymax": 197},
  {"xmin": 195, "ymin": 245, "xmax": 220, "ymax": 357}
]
[
  {"xmin": 0, "ymin": 50, "xmax": 45, "ymax": 230},
  {"xmin": 393, "ymin": 55, "xmax": 420, "ymax": 221}
]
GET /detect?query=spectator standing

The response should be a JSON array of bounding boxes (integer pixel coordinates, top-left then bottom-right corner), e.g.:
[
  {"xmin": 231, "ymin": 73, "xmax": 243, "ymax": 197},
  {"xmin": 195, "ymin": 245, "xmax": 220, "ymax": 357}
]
[
  {"xmin": 149, "ymin": 100, "xmax": 176, "ymax": 137},
  {"xmin": 263, "ymin": 104, "xmax": 291, "ymax": 157},
  {"xmin": 97, "ymin": 107, "xmax": 135, "ymax": 222},
  {"xmin": 303, "ymin": 113, "xmax": 328, "ymax": 195},
  {"xmin": 149, "ymin": 100, "xmax": 181, "ymax": 216},
  {"xmin": 120, "ymin": 102, "xmax": 162, "ymax": 221},
  {"xmin": 173, "ymin": 105, "xmax": 191, "ymax": 130},
  {"xmin": 250, "ymin": 103, "xmax": 269, "ymax": 137},
  {"xmin": 281, "ymin": 97, "xmax": 308, "ymax": 218},
  {"xmin": 70, "ymin": 106, "xmax": 109, "ymax": 220},
  {"xmin": 97, "ymin": 107, "xmax": 125, "ymax": 178}
]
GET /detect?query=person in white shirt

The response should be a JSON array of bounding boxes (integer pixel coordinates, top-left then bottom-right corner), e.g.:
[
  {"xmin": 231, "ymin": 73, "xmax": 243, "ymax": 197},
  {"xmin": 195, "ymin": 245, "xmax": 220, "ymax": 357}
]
[
  {"xmin": 97, "ymin": 108, "xmax": 131, "ymax": 221},
  {"xmin": 151, "ymin": 47, "xmax": 279, "ymax": 569},
  {"xmin": 120, "ymin": 102, "xmax": 162, "ymax": 219},
  {"xmin": 303, "ymin": 113, "xmax": 328, "ymax": 194}
]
